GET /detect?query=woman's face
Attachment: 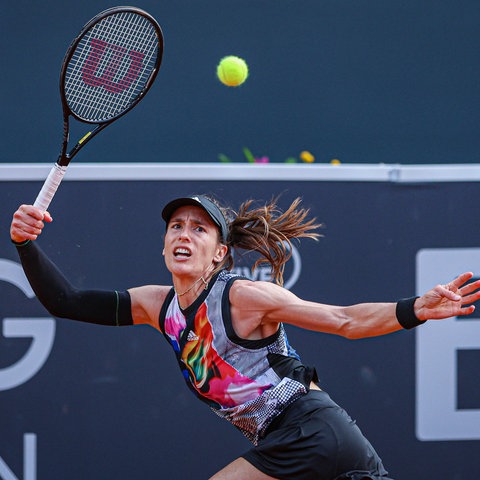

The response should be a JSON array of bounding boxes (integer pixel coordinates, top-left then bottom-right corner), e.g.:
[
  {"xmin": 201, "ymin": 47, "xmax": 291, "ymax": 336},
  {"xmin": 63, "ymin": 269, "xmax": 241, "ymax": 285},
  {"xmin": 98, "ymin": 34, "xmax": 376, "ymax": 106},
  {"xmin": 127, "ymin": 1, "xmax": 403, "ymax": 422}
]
[{"xmin": 163, "ymin": 205, "xmax": 227, "ymax": 279}]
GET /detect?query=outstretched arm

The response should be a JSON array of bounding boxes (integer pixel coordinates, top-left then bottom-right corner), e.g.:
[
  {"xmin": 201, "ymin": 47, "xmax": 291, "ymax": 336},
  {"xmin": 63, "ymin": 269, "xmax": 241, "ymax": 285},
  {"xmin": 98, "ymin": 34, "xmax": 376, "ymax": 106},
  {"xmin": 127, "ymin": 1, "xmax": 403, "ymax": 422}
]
[
  {"xmin": 10, "ymin": 205, "xmax": 133, "ymax": 326},
  {"xmin": 230, "ymin": 273, "xmax": 480, "ymax": 340},
  {"xmin": 11, "ymin": 204, "xmax": 170, "ymax": 330}
]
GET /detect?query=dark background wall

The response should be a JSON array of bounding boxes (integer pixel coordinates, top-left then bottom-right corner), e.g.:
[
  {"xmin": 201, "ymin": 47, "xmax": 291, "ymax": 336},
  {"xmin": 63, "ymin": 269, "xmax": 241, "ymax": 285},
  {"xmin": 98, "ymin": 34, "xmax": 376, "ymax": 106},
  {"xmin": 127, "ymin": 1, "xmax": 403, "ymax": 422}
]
[
  {"xmin": 1, "ymin": 0, "xmax": 479, "ymax": 165},
  {"xmin": 1, "ymin": 175, "xmax": 480, "ymax": 479}
]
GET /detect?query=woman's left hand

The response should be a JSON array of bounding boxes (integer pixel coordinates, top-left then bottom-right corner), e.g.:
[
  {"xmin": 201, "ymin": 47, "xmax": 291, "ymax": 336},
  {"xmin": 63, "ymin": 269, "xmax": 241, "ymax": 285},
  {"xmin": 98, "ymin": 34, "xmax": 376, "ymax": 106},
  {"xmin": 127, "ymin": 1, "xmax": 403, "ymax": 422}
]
[{"xmin": 415, "ymin": 272, "xmax": 480, "ymax": 321}]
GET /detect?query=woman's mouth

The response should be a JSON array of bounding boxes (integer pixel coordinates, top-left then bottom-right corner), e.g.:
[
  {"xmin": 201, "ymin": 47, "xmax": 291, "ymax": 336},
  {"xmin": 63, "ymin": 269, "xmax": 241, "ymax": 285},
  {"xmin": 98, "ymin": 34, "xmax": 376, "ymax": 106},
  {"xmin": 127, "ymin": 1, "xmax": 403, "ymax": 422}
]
[{"xmin": 174, "ymin": 247, "xmax": 192, "ymax": 258}]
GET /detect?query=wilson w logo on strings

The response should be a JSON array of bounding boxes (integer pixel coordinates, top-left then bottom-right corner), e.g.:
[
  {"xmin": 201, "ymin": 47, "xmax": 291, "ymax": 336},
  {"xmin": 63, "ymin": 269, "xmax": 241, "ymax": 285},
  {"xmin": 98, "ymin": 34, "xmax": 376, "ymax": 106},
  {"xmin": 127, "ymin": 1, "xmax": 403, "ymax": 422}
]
[{"xmin": 82, "ymin": 38, "xmax": 145, "ymax": 94}]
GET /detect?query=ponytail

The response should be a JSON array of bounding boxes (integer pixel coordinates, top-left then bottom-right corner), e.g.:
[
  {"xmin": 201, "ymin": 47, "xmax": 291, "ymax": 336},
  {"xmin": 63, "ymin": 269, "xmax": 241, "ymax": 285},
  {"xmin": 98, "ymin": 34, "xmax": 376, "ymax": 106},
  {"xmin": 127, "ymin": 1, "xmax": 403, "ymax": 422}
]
[{"xmin": 216, "ymin": 197, "xmax": 322, "ymax": 286}]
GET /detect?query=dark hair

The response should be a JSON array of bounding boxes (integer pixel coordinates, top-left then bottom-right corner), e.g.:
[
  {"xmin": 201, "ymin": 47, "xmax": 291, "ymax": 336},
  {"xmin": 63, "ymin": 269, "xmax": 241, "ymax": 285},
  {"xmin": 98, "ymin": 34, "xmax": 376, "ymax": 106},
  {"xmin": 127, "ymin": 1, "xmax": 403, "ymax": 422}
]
[{"xmin": 211, "ymin": 196, "xmax": 322, "ymax": 286}]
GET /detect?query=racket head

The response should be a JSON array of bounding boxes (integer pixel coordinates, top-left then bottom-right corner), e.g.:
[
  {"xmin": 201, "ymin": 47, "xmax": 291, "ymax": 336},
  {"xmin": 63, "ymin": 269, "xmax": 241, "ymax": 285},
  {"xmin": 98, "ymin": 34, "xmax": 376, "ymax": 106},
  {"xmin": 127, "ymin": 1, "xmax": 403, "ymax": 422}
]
[{"xmin": 60, "ymin": 6, "xmax": 163, "ymax": 125}]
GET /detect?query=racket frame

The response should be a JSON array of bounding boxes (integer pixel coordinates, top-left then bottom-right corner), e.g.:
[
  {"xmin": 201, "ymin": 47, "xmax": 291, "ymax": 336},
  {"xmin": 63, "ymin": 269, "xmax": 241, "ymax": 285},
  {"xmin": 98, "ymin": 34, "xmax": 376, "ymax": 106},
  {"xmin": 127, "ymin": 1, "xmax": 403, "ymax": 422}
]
[
  {"xmin": 57, "ymin": 6, "xmax": 164, "ymax": 166},
  {"xmin": 33, "ymin": 6, "xmax": 163, "ymax": 212}
]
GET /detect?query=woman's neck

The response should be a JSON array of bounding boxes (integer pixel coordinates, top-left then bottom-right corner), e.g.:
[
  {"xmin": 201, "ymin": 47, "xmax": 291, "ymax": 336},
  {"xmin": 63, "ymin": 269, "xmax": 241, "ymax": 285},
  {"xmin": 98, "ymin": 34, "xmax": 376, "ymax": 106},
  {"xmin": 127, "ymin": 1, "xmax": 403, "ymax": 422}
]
[
  {"xmin": 175, "ymin": 274, "xmax": 208, "ymax": 297},
  {"xmin": 173, "ymin": 268, "xmax": 215, "ymax": 308}
]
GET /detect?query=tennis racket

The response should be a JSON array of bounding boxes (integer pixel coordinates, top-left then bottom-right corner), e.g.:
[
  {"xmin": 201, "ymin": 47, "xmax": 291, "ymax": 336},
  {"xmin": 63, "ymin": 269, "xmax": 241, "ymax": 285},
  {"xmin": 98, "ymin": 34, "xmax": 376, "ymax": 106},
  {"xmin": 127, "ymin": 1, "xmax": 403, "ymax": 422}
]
[{"xmin": 33, "ymin": 6, "xmax": 164, "ymax": 212}]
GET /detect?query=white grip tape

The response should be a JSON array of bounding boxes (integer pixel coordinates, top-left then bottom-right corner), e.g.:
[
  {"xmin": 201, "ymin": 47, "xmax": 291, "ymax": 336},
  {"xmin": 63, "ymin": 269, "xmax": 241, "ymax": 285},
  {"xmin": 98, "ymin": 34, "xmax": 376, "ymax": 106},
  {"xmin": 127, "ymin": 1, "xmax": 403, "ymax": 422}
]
[{"xmin": 34, "ymin": 164, "xmax": 68, "ymax": 212}]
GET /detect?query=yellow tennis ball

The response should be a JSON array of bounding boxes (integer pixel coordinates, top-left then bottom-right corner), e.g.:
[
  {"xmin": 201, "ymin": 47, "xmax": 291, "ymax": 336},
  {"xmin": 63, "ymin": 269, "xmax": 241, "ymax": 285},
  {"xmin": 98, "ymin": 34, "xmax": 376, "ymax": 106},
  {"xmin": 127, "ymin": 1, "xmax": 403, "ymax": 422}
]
[{"xmin": 216, "ymin": 56, "xmax": 249, "ymax": 87}]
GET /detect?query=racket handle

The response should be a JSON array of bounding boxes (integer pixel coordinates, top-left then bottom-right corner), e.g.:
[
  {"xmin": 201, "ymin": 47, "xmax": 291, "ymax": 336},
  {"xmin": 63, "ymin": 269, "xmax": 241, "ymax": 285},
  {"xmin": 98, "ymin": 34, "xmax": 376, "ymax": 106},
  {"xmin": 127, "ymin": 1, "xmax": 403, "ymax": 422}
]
[{"xmin": 34, "ymin": 164, "xmax": 68, "ymax": 212}]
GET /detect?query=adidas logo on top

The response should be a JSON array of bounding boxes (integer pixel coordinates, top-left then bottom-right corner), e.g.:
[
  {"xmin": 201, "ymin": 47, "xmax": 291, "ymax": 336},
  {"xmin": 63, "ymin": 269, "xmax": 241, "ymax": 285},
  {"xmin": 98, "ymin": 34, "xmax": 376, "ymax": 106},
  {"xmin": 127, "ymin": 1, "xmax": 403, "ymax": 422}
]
[{"xmin": 187, "ymin": 331, "xmax": 199, "ymax": 342}]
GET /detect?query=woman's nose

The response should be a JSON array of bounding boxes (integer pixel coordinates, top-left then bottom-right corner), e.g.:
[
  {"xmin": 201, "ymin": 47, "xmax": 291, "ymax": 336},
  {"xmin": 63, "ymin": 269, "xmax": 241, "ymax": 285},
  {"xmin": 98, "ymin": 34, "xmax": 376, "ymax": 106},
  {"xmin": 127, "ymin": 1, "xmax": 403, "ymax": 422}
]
[{"xmin": 178, "ymin": 230, "xmax": 190, "ymax": 240}]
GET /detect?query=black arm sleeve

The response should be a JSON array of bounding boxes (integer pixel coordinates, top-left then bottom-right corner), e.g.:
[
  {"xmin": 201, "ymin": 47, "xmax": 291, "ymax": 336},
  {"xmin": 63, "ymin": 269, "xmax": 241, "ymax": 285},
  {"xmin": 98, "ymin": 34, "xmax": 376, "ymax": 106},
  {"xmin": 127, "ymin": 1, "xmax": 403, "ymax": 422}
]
[{"xmin": 15, "ymin": 241, "xmax": 133, "ymax": 326}]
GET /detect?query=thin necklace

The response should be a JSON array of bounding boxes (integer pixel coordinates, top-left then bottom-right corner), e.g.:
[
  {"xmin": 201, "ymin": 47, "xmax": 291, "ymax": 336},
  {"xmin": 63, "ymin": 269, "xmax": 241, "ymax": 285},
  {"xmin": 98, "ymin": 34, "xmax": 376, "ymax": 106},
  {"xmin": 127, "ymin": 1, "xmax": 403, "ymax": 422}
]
[{"xmin": 175, "ymin": 275, "xmax": 209, "ymax": 297}]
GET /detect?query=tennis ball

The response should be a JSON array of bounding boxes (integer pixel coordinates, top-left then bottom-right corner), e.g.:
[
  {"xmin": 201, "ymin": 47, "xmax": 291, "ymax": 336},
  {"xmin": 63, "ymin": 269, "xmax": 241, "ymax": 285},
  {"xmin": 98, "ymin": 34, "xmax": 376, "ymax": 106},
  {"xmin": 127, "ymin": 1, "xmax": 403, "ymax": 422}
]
[{"xmin": 216, "ymin": 56, "xmax": 249, "ymax": 87}]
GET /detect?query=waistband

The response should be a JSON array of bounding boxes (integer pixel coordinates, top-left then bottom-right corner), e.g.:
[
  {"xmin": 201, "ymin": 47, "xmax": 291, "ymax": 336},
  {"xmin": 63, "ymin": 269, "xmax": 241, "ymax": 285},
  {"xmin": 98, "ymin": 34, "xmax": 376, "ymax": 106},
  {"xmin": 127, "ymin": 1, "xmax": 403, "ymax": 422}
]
[{"xmin": 263, "ymin": 388, "xmax": 337, "ymax": 437}]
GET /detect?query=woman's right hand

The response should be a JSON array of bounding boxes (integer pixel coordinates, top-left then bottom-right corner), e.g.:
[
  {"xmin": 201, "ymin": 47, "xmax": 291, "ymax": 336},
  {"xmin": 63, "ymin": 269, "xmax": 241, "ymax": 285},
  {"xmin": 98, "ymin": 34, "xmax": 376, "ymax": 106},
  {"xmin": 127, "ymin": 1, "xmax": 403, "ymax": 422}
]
[{"xmin": 10, "ymin": 205, "xmax": 52, "ymax": 243}]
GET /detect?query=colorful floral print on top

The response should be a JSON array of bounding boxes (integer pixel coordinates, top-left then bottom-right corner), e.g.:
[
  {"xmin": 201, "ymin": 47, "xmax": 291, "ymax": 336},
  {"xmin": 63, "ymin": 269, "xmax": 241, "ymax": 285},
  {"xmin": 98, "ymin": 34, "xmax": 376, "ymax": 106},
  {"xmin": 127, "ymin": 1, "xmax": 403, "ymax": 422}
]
[{"xmin": 159, "ymin": 270, "xmax": 314, "ymax": 444}]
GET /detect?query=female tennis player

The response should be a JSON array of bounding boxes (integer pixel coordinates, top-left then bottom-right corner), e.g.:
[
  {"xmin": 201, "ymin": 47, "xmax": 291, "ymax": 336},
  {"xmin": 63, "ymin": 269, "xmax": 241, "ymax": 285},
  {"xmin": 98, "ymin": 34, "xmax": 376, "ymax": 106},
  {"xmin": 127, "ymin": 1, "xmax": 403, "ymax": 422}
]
[{"xmin": 10, "ymin": 196, "xmax": 480, "ymax": 480}]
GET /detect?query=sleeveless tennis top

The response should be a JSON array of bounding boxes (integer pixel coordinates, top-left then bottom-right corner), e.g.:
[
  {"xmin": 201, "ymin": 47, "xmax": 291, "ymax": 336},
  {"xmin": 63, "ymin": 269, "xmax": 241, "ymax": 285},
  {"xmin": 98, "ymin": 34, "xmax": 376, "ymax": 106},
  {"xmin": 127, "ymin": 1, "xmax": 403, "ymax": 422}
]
[{"xmin": 158, "ymin": 270, "xmax": 315, "ymax": 444}]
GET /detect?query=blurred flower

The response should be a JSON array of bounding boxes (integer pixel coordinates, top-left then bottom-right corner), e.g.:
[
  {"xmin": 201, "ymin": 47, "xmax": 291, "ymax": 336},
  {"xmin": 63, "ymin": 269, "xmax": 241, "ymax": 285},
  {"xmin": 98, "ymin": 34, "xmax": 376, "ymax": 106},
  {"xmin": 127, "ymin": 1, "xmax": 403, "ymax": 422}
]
[
  {"xmin": 255, "ymin": 156, "xmax": 269, "ymax": 163},
  {"xmin": 218, "ymin": 153, "xmax": 232, "ymax": 163},
  {"xmin": 242, "ymin": 147, "xmax": 255, "ymax": 163},
  {"xmin": 300, "ymin": 150, "xmax": 315, "ymax": 163}
]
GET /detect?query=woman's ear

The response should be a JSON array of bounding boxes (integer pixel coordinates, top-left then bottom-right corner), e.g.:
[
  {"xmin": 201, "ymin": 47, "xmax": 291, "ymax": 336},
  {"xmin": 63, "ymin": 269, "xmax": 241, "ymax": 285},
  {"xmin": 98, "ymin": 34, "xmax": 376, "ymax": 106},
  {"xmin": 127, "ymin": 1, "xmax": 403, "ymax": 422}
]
[{"xmin": 213, "ymin": 244, "xmax": 228, "ymax": 263}]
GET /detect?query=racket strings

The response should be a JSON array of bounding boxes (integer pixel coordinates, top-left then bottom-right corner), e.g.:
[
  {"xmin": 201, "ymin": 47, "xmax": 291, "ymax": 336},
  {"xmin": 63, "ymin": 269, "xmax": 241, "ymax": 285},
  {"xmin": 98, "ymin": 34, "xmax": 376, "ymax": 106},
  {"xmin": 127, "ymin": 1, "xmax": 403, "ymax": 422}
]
[
  {"xmin": 71, "ymin": 13, "xmax": 157, "ymax": 119},
  {"xmin": 71, "ymin": 12, "xmax": 157, "ymax": 113},
  {"xmin": 64, "ymin": 11, "xmax": 159, "ymax": 122}
]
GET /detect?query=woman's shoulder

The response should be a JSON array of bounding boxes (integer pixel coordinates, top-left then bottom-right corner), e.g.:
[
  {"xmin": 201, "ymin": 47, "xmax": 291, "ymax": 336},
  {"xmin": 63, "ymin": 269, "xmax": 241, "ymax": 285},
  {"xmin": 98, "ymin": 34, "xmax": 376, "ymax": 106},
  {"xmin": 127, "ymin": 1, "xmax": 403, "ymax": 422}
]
[
  {"xmin": 129, "ymin": 284, "xmax": 172, "ymax": 298},
  {"xmin": 128, "ymin": 284, "xmax": 172, "ymax": 328},
  {"xmin": 229, "ymin": 277, "xmax": 287, "ymax": 304}
]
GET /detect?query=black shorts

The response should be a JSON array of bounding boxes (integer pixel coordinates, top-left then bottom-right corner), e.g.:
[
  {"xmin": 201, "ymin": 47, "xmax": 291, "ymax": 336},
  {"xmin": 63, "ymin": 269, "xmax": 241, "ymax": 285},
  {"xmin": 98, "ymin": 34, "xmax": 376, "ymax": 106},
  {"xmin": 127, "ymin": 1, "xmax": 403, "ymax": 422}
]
[{"xmin": 242, "ymin": 390, "xmax": 394, "ymax": 480}]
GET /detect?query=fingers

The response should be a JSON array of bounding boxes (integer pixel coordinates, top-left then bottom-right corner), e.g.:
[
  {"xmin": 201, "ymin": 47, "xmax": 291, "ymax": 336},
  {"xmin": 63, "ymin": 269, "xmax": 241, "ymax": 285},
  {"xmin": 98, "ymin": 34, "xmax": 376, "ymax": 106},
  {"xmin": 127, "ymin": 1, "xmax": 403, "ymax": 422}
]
[
  {"xmin": 451, "ymin": 272, "xmax": 474, "ymax": 288},
  {"xmin": 435, "ymin": 284, "xmax": 461, "ymax": 302},
  {"xmin": 438, "ymin": 272, "xmax": 478, "ymax": 302},
  {"xmin": 454, "ymin": 276, "xmax": 480, "ymax": 309},
  {"xmin": 10, "ymin": 204, "xmax": 52, "ymax": 242},
  {"xmin": 459, "ymin": 278, "xmax": 480, "ymax": 296},
  {"xmin": 18, "ymin": 204, "xmax": 45, "ymax": 219},
  {"xmin": 459, "ymin": 285, "xmax": 480, "ymax": 306},
  {"xmin": 456, "ymin": 305, "xmax": 476, "ymax": 316}
]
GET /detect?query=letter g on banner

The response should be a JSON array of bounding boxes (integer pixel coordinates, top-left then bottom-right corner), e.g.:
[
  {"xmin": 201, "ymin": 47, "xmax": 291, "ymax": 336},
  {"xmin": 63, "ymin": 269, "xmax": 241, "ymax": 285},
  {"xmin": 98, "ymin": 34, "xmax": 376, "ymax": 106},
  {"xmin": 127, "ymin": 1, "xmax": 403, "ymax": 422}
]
[{"xmin": 0, "ymin": 259, "xmax": 55, "ymax": 391}]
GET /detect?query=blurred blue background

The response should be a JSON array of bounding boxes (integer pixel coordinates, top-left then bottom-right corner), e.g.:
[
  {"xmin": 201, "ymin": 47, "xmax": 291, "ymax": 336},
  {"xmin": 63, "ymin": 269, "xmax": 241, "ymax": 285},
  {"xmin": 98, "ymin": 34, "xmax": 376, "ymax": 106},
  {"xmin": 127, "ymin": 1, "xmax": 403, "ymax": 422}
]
[
  {"xmin": 2, "ymin": 1, "xmax": 480, "ymax": 479},
  {"xmin": 1, "ymin": 0, "xmax": 479, "ymax": 165},
  {"xmin": 2, "ymin": 176, "xmax": 480, "ymax": 479}
]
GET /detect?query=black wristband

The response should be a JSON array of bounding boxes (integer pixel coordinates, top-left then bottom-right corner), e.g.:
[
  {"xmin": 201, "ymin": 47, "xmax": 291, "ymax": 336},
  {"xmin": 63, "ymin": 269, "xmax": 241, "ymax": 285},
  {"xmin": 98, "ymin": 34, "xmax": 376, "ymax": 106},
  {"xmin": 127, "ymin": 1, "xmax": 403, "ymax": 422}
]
[{"xmin": 396, "ymin": 296, "xmax": 426, "ymax": 329}]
